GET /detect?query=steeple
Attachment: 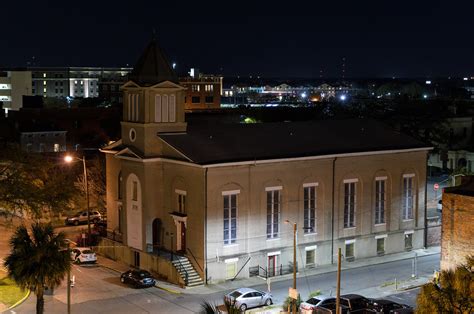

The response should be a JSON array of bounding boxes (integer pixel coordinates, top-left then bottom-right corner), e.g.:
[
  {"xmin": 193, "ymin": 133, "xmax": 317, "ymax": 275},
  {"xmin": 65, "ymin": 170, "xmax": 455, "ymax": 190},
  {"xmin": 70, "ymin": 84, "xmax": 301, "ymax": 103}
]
[{"xmin": 129, "ymin": 38, "xmax": 178, "ymax": 86}]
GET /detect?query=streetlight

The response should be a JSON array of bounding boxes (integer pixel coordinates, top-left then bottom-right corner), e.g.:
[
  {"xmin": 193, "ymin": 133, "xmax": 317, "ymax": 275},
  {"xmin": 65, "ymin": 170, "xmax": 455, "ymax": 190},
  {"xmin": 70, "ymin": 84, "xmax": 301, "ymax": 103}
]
[
  {"xmin": 65, "ymin": 154, "xmax": 91, "ymax": 248},
  {"xmin": 284, "ymin": 219, "xmax": 297, "ymax": 314}
]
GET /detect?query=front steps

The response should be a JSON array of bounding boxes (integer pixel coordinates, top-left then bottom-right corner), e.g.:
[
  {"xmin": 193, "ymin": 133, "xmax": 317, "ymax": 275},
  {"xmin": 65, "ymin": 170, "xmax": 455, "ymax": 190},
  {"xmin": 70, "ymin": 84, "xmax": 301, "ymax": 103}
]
[{"xmin": 171, "ymin": 255, "xmax": 204, "ymax": 287}]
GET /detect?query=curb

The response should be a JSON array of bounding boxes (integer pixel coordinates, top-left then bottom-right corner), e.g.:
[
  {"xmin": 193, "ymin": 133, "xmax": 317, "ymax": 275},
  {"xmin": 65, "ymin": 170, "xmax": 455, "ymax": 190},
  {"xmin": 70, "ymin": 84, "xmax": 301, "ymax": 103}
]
[
  {"xmin": 6, "ymin": 289, "xmax": 30, "ymax": 312},
  {"xmin": 99, "ymin": 264, "xmax": 182, "ymax": 295}
]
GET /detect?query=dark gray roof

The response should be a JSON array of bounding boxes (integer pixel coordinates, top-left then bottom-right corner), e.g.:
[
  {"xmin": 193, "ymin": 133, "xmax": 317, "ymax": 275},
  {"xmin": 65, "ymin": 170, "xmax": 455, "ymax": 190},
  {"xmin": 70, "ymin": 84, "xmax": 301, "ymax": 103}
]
[
  {"xmin": 159, "ymin": 119, "xmax": 430, "ymax": 165},
  {"xmin": 129, "ymin": 39, "xmax": 178, "ymax": 86}
]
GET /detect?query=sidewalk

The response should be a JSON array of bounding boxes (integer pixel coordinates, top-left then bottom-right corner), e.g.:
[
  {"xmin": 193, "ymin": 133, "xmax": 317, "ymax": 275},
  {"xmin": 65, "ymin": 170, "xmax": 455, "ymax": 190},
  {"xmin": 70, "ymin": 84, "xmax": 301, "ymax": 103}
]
[{"xmin": 96, "ymin": 246, "xmax": 440, "ymax": 296}]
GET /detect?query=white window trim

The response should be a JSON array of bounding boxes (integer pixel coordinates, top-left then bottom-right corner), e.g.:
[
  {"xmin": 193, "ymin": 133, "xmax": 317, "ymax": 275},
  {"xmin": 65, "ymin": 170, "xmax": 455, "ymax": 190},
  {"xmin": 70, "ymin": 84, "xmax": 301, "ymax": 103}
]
[
  {"xmin": 265, "ymin": 186, "xmax": 283, "ymax": 191},
  {"xmin": 374, "ymin": 223, "xmax": 386, "ymax": 227},
  {"xmin": 343, "ymin": 178, "xmax": 359, "ymax": 183},
  {"xmin": 303, "ymin": 182, "xmax": 319, "ymax": 187},
  {"xmin": 375, "ymin": 176, "xmax": 387, "ymax": 180},
  {"xmin": 403, "ymin": 173, "xmax": 415, "ymax": 178},
  {"xmin": 305, "ymin": 245, "xmax": 317, "ymax": 251},
  {"xmin": 175, "ymin": 189, "xmax": 187, "ymax": 196},
  {"xmin": 222, "ymin": 190, "xmax": 240, "ymax": 195},
  {"xmin": 375, "ymin": 234, "xmax": 388, "ymax": 239},
  {"xmin": 267, "ymin": 251, "xmax": 281, "ymax": 256},
  {"xmin": 225, "ymin": 258, "xmax": 238, "ymax": 264},
  {"xmin": 404, "ymin": 230, "xmax": 414, "ymax": 235},
  {"xmin": 345, "ymin": 239, "xmax": 355, "ymax": 244}
]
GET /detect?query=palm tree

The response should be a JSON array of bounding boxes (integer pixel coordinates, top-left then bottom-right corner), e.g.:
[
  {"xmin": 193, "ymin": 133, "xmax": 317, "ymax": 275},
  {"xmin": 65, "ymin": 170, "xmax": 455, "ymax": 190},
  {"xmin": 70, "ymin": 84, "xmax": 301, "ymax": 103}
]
[
  {"xmin": 416, "ymin": 255, "xmax": 474, "ymax": 313},
  {"xmin": 3, "ymin": 223, "xmax": 71, "ymax": 314}
]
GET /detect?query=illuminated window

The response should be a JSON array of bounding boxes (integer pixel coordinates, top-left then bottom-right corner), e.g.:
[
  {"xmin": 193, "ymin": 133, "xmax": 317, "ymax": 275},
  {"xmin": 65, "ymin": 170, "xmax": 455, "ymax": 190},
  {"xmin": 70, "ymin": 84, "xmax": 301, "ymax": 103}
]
[
  {"xmin": 43, "ymin": 73, "xmax": 46, "ymax": 78},
  {"xmin": 223, "ymin": 193, "xmax": 237, "ymax": 245},
  {"xmin": 402, "ymin": 175, "xmax": 414, "ymax": 220},
  {"xmin": 344, "ymin": 180, "xmax": 357, "ymax": 228},
  {"xmin": 53, "ymin": 144, "xmax": 60, "ymax": 152},
  {"xmin": 43, "ymin": 81, "xmax": 46, "ymax": 86},
  {"xmin": 43, "ymin": 88, "xmax": 46, "ymax": 93},
  {"xmin": 304, "ymin": 184, "xmax": 317, "ymax": 233},
  {"xmin": 375, "ymin": 178, "xmax": 386, "ymax": 224},
  {"xmin": 266, "ymin": 187, "xmax": 281, "ymax": 239}
]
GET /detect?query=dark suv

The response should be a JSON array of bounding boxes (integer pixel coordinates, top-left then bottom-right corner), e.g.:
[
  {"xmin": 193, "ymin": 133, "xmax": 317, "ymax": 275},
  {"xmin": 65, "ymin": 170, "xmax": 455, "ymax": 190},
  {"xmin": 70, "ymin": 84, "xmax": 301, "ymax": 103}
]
[{"xmin": 339, "ymin": 294, "xmax": 375, "ymax": 313}]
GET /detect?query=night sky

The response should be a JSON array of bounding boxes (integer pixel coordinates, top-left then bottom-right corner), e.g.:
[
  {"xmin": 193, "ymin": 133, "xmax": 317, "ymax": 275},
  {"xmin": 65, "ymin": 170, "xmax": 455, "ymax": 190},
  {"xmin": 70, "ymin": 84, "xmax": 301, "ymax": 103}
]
[{"xmin": 2, "ymin": 0, "xmax": 473, "ymax": 78}]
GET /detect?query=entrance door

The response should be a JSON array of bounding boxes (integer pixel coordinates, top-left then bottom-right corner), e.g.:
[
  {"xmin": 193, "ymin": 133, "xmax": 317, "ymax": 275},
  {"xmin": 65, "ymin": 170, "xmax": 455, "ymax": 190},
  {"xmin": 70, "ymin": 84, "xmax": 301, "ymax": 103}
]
[
  {"xmin": 179, "ymin": 221, "xmax": 186, "ymax": 253},
  {"xmin": 268, "ymin": 255, "xmax": 276, "ymax": 277},
  {"xmin": 152, "ymin": 219, "xmax": 161, "ymax": 252}
]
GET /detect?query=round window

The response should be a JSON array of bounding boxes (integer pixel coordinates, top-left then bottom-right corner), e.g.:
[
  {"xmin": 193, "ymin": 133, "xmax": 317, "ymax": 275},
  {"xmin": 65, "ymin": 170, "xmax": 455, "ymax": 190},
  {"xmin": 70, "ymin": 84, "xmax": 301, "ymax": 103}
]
[{"xmin": 129, "ymin": 128, "xmax": 136, "ymax": 142}]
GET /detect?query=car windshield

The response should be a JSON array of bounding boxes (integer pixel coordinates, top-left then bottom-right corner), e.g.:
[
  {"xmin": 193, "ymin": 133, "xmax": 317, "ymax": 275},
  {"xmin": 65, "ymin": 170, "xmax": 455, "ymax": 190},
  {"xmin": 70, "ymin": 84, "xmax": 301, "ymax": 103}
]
[
  {"xmin": 138, "ymin": 271, "xmax": 151, "ymax": 278},
  {"xmin": 82, "ymin": 250, "xmax": 94, "ymax": 254},
  {"xmin": 229, "ymin": 291, "xmax": 242, "ymax": 298},
  {"xmin": 307, "ymin": 298, "xmax": 322, "ymax": 305}
]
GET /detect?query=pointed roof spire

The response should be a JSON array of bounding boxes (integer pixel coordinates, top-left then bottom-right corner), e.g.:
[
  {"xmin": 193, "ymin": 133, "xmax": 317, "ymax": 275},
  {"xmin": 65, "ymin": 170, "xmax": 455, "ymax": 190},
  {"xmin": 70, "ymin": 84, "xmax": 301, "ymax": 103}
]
[{"xmin": 129, "ymin": 38, "xmax": 178, "ymax": 86}]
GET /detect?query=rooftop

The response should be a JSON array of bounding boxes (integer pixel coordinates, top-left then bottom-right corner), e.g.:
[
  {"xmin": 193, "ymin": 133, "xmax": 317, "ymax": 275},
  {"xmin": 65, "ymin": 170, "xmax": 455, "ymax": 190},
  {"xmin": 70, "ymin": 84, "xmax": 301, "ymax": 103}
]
[{"xmin": 159, "ymin": 119, "xmax": 430, "ymax": 165}]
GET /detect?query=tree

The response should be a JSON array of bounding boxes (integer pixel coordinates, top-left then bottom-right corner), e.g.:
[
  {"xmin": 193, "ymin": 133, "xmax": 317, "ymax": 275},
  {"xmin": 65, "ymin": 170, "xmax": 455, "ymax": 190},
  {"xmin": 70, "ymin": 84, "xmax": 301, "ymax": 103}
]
[
  {"xmin": 3, "ymin": 223, "xmax": 71, "ymax": 314},
  {"xmin": 0, "ymin": 144, "xmax": 75, "ymax": 219},
  {"xmin": 72, "ymin": 155, "xmax": 106, "ymax": 213},
  {"xmin": 416, "ymin": 256, "xmax": 474, "ymax": 313}
]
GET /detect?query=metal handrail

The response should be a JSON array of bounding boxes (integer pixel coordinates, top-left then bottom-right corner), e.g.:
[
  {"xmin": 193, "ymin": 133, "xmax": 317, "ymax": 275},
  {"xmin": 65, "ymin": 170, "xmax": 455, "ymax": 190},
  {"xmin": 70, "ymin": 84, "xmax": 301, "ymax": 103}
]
[
  {"xmin": 173, "ymin": 256, "xmax": 189, "ymax": 286},
  {"xmin": 186, "ymin": 248, "xmax": 204, "ymax": 273},
  {"xmin": 259, "ymin": 266, "xmax": 268, "ymax": 279},
  {"xmin": 231, "ymin": 256, "xmax": 251, "ymax": 281}
]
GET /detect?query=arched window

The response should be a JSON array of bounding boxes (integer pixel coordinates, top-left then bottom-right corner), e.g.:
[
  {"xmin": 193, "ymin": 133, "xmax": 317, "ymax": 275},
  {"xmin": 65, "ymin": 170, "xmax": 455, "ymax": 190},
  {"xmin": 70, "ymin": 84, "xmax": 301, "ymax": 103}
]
[{"xmin": 118, "ymin": 171, "xmax": 123, "ymax": 199}]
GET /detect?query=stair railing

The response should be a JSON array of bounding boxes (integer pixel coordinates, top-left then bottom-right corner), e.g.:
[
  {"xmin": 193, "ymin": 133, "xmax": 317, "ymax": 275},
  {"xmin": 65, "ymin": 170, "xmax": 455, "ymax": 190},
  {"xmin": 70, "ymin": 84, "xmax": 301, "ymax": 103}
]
[
  {"xmin": 173, "ymin": 256, "xmax": 189, "ymax": 286},
  {"xmin": 187, "ymin": 248, "xmax": 204, "ymax": 273}
]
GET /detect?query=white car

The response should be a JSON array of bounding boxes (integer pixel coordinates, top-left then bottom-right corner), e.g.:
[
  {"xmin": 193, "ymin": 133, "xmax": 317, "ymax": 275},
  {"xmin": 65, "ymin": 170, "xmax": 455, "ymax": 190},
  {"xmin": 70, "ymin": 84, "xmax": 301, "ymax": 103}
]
[
  {"xmin": 300, "ymin": 295, "xmax": 336, "ymax": 313},
  {"xmin": 71, "ymin": 247, "xmax": 97, "ymax": 264},
  {"xmin": 224, "ymin": 288, "xmax": 273, "ymax": 311}
]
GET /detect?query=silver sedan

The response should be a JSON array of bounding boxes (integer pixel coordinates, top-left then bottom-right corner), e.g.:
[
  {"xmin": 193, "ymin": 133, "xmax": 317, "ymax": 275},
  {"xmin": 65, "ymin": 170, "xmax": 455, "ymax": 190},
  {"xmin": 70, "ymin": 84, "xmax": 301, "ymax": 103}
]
[{"xmin": 224, "ymin": 287, "xmax": 273, "ymax": 311}]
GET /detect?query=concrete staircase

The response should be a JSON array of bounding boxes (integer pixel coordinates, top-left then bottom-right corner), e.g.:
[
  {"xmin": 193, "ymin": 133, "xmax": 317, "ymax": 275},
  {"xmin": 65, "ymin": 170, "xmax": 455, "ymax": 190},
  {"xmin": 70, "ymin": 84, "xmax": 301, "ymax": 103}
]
[{"xmin": 171, "ymin": 255, "xmax": 204, "ymax": 287}]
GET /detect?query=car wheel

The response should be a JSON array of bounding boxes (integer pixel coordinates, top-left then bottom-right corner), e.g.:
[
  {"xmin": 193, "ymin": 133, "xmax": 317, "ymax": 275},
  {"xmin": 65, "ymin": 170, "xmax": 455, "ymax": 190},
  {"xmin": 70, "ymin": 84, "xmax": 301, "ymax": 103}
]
[
  {"xmin": 265, "ymin": 298, "xmax": 272, "ymax": 306},
  {"xmin": 74, "ymin": 220, "xmax": 79, "ymax": 226},
  {"xmin": 240, "ymin": 303, "xmax": 247, "ymax": 311}
]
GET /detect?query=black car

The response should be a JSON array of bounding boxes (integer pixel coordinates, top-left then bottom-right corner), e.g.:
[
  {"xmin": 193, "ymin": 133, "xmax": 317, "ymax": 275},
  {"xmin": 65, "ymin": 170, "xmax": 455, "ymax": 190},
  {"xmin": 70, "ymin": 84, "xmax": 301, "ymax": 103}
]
[
  {"xmin": 370, "ymin": 299, "xmax": 412, "ymax": 314},
  {"xmin": 339, "ymin": 294, "xmax": 374, "ymax": 313},
  {"xmin": 120, "ymin": 269, "xmax": 156, "ymax": 288}
]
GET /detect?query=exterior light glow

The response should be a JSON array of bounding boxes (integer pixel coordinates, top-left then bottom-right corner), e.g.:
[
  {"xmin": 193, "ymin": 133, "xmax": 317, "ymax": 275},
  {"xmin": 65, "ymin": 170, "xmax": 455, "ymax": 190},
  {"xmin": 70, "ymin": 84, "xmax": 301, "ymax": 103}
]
[
  {"xmin": 64, "ymin": 155, "xmax": 73, "ymax": 163},
  {"xmin": 340, "ymin": 94, "xmax": 347, "ymax": 101}
]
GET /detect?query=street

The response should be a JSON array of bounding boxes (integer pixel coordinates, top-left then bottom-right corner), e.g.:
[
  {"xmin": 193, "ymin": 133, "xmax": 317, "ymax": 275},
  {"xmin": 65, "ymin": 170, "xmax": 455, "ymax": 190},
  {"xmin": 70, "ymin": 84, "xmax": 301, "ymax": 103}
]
[{"xmin": 11, "ymin": 254, "xmax": 439, "ymax": 313}]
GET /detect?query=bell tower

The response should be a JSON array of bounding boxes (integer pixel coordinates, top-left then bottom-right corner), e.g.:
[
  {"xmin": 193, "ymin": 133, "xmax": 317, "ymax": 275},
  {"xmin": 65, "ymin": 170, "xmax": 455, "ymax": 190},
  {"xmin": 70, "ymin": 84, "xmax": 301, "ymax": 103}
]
[{"xmin": 121, "ymin": 39, "xmax": 187, "ymax": 157}]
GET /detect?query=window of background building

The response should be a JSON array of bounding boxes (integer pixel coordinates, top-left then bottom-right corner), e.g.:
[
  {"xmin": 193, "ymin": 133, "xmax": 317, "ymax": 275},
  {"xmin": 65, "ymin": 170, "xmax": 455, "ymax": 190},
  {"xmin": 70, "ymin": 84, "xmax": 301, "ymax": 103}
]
[
  {"xmin": 303, "ymin": 185, "xmax": 316, "ymax": 233},
  {"xmin": 192, "ymin": 85, "xmax": 200, "ymax": 92},
  {"xmin": 192, "ymin": 96, "xmax": 200, "ymax": 103},
  {"xmin": 402, "ymin": 175, "xmax": 414, "ymax": 220},
  {"xmin": 344, "ymin": 181, "xmax": 356, "ymax": 228},
  {"xmin": 375, "ymin": 178, "xmax": 386, "ymax": 224},
  {"xmin": 53, "ymin": 143, "xmax": 60, "ymax": 152},
  {"xmin": 376, "ymin": 238, "xmax": 385, "ymax": 255},
  {"xmin": 266, "ymin": 188, "xmax": 281, "ymax": 239},
  {"xmin": 205, "ymin": 96, "xmax": 214, "ymax": 103},
  {"xmin": 223, "ymin": 193, "xmax": 237, "ymax": 245}
]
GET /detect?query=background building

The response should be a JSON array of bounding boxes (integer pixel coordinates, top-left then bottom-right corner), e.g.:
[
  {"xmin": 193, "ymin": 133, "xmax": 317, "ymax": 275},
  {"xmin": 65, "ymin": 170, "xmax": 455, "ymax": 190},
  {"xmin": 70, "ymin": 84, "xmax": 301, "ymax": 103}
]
[
  {"xmin": 0, "ymin": 70, "xmax": 32, "ymax": 111},
  {"xmin": 441, "ymin": 176, "xmax": 474, "ymax": 270},
  {"xmin": 180, "ymin": 69, "xmax": 222, "ymax": 110}
]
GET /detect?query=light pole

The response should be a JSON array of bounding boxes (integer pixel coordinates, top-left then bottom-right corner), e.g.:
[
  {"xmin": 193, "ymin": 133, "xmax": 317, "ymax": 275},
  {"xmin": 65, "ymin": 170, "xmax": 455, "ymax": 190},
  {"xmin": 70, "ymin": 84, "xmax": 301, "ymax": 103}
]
[
  {"xmin": 65, "ymin": 155, "xmax": 91, "ymax": 248},
  {"xmin": 285, "ymin": 219, "xmax": 297, "ymax": 314}
]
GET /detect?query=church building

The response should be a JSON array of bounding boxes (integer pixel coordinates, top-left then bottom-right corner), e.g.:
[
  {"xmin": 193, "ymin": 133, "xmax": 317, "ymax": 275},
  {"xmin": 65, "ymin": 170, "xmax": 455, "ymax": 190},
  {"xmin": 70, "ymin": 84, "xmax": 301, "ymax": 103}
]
[{"xmin": 101, "ymin": 40, "xmax": 432, "ymax": 286}]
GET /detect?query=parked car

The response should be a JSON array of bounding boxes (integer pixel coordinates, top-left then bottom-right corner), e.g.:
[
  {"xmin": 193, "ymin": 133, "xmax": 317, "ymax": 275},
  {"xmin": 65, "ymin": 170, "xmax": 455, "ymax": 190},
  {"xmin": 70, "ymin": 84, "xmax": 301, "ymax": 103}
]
[
  {"xmin": 70, "ymin": 247, "xmax": 97, "ymax": 264},
  {"xmin": 339, "ymin": 294, "xmax": 374, "ymax": 313},
  {"xmin": 315, "ymin": 302, "xmax": 351, "ymax": 314},
  {"xmin": 369, "ymin": 299, "xmax": 411, "ymax": 313},
  {"xmin": 120, "ymin": 269, "xmax": 156, "ymax": 288},
  {"xmin": 65, "ymin": 211, "xmax": 102, "ymax": 226},
  {"xmin": 437, "ymin": 200, "xmax": 442, "ymax": 212},
  {"xmin": 300, "ymin": 295, "xmax": 336, "ymax": 313},
  {"xmin": 224, "ymin": 288, "xmax": 273, "ymax": 311}
]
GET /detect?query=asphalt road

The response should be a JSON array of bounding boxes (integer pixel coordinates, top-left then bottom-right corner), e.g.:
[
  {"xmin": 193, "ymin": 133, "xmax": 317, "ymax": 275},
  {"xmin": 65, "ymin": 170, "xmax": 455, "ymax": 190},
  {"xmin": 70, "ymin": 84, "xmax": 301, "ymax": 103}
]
[{"xmin": 12, "ymin": 254, "xmax": 439, "ymax": 314}]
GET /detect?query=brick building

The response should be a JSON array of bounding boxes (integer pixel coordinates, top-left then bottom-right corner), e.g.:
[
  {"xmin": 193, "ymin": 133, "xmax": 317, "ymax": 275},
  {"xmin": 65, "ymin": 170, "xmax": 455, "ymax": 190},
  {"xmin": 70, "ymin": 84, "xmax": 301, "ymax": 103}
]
[{"xmin": 441, "ymin": 176, "xmax": 474, "ymax": 270}]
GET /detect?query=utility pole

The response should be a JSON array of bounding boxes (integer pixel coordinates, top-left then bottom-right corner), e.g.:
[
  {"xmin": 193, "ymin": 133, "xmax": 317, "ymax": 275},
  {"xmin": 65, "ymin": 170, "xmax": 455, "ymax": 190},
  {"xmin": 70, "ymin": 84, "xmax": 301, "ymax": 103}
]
[
  {"xmin": 292, "ymin": 222, "xmax": 297, "ymax": 314},
  {"xmin": 336, "ymin": 248, "xmax": 341, "ymax": 314},
  {"xmin": 67, "ymin": 241, "xmax": 71, "ymax": 314}
]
